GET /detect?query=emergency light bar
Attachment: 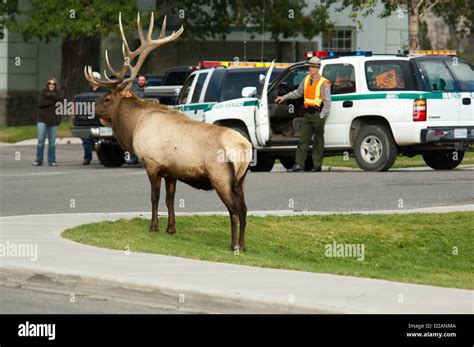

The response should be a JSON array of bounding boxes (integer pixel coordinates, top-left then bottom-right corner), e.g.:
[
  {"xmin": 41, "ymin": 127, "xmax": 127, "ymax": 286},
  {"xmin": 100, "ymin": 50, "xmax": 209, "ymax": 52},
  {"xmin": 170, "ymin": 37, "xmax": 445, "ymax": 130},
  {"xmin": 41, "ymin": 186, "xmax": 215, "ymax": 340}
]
[
  {"xmin": 305, "ymin": 51, "xmax": 372, "ymax": 58},
  {"xmin": 199, "ymin": 61, "xmax": 292, "ymax": 69},
  {"xmin": 409, "ymin": 50, "xmax": 457, "ymax": 56}
]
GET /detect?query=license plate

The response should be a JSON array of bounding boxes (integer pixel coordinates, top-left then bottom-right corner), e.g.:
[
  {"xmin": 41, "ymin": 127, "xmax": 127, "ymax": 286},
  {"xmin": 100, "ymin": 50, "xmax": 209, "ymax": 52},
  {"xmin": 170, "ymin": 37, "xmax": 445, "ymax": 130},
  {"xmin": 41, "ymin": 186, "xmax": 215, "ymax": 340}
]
[
  {"xmin": 454, "ymin": 128, "xmax": 467, "ymax": 138},
  {"xmin": 99, "ymin": 127, "xmax": 113, "ymax": 136}
]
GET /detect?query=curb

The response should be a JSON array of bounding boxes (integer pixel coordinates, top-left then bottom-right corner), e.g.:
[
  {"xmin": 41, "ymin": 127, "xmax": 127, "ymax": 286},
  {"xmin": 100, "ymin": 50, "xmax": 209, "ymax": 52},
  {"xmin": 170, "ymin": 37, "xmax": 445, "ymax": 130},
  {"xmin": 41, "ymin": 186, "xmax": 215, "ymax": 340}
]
[{"xmin": 0, "ymin": 266, "xmax": 337, "ymax": 314}]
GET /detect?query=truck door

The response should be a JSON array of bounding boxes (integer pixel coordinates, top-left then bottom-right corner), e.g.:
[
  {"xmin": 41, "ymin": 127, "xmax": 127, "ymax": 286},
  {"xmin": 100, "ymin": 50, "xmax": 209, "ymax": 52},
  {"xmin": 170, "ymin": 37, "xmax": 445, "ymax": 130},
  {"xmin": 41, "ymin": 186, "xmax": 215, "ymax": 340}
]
[
  {"xmin": 447, "ymin": 58, "xmax": 474, "ymax": 127},
  {"xmin": 417, "ymin": 59, "xmax": 460, "ymax": 127},
  {"xmin": 255, "ymin": 61, "xmax": 275, "ymax": 146},
  {"xmin": 321, "ymin": 62, "xmax": 359, "ymax": 147},
  {"xmin": 177, "ymin": 71, "xmax": 210, "ymax": 122}
]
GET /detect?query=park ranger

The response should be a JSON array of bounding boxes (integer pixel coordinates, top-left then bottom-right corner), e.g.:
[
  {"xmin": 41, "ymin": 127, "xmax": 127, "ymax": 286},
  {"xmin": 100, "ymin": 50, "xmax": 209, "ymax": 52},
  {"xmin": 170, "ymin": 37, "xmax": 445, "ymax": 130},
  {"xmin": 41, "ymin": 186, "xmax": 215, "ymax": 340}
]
[{"xmin": 276, "ymin": 56, "xmax": 331, "ymax": 172}]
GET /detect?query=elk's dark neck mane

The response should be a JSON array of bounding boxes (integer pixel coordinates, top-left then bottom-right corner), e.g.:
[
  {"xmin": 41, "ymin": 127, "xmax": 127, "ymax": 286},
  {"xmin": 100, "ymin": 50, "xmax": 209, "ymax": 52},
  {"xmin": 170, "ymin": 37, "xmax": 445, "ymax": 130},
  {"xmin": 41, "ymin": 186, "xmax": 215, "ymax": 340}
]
[{"xmin": 112, "ymin": 97, "xmax": 146, "ymax": 153}]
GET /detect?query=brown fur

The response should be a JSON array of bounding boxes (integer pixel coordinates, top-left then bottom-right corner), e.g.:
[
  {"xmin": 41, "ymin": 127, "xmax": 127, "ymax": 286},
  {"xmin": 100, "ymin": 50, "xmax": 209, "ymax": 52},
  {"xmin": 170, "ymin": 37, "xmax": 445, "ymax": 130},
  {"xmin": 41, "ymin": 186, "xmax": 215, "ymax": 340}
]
[{"xmin": 94, "ymin": 91, "xmax": 252, "ymax": 251}]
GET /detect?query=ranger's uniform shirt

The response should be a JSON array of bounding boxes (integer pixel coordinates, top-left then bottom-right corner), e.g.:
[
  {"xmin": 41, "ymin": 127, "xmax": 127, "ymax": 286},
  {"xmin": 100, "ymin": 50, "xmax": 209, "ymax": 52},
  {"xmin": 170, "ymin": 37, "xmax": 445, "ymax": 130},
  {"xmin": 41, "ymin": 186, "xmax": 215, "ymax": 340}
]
[{"xmin": 282, "ymin": 73, "xmax": 331, "ymax": 119}]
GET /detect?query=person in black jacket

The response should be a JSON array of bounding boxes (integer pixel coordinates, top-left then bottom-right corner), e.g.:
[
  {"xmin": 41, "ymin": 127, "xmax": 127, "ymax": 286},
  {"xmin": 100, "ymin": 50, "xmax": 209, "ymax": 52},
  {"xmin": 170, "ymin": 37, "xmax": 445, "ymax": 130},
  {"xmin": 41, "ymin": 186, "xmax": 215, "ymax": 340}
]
[{"xmin": 33, "ymin": 78, "xmax": 62, "ymax": 166}]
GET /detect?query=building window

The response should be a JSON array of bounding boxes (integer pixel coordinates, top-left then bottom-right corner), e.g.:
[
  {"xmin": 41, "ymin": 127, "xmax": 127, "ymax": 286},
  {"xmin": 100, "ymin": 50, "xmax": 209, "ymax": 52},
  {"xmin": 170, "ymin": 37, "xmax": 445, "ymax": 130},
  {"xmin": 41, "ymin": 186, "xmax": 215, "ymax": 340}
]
[{"xmin": 322, "ymin": 28, "xmax": 354, "ymax": 52}]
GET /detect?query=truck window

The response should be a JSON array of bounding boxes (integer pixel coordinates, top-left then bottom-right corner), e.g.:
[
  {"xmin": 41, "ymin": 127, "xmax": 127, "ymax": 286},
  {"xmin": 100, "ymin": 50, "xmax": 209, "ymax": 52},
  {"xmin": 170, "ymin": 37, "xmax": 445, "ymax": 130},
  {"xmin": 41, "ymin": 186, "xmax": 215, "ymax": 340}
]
[
  {"xmin": 277, "ymin": 67, "xmax": 307, "ymax": 96},
  {"xmin": 220, "ymin": 69, "xmax": 281, "ymax": 102},
  {"xmin": 177, "ymin": 74, "xmax": 195, "ymax": 104},
  {"xmin": 446, "ymin": 60, "xmax": 474, "ymax": 92},
  {"xmin": 163, "ymin": 71, "xmax": 189, "ymax": 86},
  {"xmin": 365, "ymin": 61, "xmax": 414, "ymax": 91},
  {"xmin": 417, "ymin": 60, "xmax": 456, "ymax": 92},
  {"xmin": 221, "ymin": 71, "xmax": 261, "ymax": 101},
  {"xmin": 323, "ymin": 63, "xmax": 356, "ymax": 94},
  {"xmin": 191, "ymin": 73, "xmax": 208, "ymax": 103},
  {"xmin": 204, "ymin": 69, "xmax": 225, "ymax": 102}
]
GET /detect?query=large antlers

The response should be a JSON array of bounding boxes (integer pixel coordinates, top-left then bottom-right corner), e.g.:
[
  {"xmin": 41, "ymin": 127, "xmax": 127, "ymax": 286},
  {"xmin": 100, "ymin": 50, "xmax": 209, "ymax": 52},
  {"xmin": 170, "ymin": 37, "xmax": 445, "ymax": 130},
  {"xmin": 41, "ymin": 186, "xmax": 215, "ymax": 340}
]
[{"xmin": 84, "ymin": 12, "xmax": 184, "ymax": 90}]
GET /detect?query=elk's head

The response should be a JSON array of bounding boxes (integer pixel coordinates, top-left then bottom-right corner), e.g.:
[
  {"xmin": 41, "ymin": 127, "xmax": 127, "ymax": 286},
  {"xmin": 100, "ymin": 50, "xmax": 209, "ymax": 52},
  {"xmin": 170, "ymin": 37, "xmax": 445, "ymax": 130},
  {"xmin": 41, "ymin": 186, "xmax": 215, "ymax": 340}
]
[{"xmin": 84, "ymin": 12, "xmax": 183, "ymax": 124}]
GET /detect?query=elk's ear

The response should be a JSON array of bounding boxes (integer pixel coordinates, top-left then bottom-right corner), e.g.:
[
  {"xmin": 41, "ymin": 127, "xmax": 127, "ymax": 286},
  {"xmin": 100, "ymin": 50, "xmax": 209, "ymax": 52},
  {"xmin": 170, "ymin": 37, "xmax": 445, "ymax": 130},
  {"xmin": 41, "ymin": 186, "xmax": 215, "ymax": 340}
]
[{"xmin": 120, "ymin": 90, "xmax": 133, "ymax": 98}]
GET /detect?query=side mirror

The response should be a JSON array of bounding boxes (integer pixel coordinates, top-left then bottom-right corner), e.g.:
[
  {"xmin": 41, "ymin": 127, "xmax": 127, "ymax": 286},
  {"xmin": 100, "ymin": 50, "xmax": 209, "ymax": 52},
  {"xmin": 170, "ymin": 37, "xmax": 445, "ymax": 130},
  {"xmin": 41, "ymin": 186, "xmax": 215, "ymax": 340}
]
[
  {"xmin": 259, "ymin": 74, "xmax": 266, "ymax": 84},
  {"xmin": 241, "ymin": 86, "xmax": 257, "ymax": 98}
]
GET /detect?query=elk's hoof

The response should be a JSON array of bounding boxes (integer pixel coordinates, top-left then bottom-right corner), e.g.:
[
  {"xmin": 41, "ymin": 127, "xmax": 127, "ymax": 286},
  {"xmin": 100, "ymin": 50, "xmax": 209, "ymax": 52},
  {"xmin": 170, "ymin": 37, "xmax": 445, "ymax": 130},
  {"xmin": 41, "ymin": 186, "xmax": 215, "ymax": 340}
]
[
  {"xmin": 166, "ymin": 228, "xmax": 176, "ymax": 234},
  {"xmin": 149, "ymin": 224, "xmax": 158, "ymax": 232}
]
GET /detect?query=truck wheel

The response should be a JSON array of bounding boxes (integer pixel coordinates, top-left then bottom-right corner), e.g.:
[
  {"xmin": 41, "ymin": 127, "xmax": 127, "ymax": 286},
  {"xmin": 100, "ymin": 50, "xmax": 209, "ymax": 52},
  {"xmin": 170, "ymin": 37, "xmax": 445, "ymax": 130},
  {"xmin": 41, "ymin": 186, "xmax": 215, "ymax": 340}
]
[
  {"xmin": 422, "ymin": 150, "xmax": 464, "ymax": 170},
  {"xmin": 279, "ymin": 157, "xmax": 295, "ymax": 169},
  {"xmin": 250, "ymin": 157, "xmax": 275, "ymax": 172},
  {"xmin": 97, "ymin": 144, "xmax": 125, "ymax": 167},
  {"xmin": 353, "ymin": 124, "xmax": 398, "ymax": 171}
]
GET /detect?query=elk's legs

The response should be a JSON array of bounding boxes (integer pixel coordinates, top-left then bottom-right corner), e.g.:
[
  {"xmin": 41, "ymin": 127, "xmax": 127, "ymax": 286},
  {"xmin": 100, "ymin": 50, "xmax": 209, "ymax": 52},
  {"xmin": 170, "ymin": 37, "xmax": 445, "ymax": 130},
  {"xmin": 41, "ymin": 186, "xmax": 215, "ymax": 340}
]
[
  {"xmin": 212, "ymin": 179, "xmax": 240, "ymax": 251},
  {"xmin": 147, "ymin": 170, "xmax": 162, "ymax": 232},
  {"xmin": 234, "ymin": 182, "xmax": 247, "ymax": 251},
  {"xmin": 165, "ymin": 176, "xmax": 177, "ymax": 234}
]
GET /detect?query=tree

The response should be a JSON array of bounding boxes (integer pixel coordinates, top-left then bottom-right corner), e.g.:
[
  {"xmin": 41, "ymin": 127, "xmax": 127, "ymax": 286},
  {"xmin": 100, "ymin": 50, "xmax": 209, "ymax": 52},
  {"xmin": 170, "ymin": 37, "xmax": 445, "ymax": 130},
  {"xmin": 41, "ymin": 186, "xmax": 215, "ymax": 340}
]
[
  {"xmin": 1, "ymin": 0, "xmax": 138, "ymax": 100},
  {"xmin": 1, "ymin": 0, "xmax": 332, "ymax": 99},
  {"xmin": 155, "ymin": 0, "xmax": 332, "ymax": 42},
  {"xmin": 326, "ymin": 0, "xmax": 472, "ymax": 51}
]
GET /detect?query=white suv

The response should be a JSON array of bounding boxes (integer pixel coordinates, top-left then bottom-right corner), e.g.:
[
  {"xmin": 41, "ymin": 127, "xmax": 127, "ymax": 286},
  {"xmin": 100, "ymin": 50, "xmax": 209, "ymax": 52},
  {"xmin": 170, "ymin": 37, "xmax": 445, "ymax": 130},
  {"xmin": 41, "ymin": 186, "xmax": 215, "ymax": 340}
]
[{"xmin": 175, "ymin": 52, "xmax": 474, "ymax": 171}]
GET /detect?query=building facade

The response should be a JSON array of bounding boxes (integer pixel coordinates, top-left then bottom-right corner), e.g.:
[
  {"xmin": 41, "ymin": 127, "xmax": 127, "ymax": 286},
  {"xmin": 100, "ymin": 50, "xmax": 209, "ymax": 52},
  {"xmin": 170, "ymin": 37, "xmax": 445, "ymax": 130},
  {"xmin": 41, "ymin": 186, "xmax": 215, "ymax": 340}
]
[{"xmin": 0, "ymin": 1, "xmax": 408, "ymax": 126}]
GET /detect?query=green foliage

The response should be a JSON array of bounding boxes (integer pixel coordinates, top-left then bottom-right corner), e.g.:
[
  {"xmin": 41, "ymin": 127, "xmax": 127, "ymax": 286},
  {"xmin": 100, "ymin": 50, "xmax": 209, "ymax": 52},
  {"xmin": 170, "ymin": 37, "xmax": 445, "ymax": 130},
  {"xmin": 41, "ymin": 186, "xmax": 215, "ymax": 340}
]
[
  {"xmin": 158, "ymin": 0, "xmax": 332, "ymax": 41},
  {"xmin": 2, "ymin": 0, "xmax": 333, "ymax": 42},
  {"xmin": 326, "ymin": 0, "xmax": 472, "ymax": 34},
  {"xmin": 1, "ymin": 0, "xmax": 139, "ymax": 41}
]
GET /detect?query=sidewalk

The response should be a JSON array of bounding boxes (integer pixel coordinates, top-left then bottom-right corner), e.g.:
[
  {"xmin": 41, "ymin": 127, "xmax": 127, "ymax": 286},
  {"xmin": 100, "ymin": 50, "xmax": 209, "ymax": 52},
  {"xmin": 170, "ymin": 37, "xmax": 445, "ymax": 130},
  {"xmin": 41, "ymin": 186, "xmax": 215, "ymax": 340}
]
[{"xmin": 0, "ymin": 210, "xmax": 473, "ymax": 314}]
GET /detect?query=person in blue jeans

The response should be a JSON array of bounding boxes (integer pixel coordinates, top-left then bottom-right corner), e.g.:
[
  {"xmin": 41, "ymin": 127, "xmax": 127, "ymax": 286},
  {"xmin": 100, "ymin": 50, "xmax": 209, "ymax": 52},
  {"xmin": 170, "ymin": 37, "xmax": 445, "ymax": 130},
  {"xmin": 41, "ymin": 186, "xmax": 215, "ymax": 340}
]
[{"xmin": 33, "ymin": 78, "xmax": 62, "ymax": 166}]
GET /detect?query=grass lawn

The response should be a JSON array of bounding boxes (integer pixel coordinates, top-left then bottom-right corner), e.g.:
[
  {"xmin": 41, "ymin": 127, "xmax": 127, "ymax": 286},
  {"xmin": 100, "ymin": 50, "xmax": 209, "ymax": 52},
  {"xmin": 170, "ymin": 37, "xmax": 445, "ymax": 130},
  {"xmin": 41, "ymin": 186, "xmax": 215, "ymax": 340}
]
[
  {"xmin": 0, "ymin": 122, "xmax": 72, "ymax": 143},
  {"xmin": 62, "ymin": 212, "xmax": 474, "ymax": 289},
  {"xmin": 322, "ymin": 151, "xmax": 474, "ymax": 169}
]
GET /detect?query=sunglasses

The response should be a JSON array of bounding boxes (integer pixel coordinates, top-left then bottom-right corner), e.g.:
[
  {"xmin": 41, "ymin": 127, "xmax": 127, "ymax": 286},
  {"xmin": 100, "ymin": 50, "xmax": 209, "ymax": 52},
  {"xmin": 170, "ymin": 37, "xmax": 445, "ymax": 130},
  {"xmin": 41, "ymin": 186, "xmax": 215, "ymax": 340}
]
[{"xmin": 48, "ymin": 83, "xmax": 56, "ymax": 85}]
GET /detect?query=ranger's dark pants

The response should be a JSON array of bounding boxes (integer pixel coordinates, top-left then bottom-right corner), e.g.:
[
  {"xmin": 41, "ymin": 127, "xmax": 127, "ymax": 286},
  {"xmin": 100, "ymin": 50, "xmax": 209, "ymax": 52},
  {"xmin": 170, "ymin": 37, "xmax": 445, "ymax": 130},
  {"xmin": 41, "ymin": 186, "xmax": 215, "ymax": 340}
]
[{"xmin": 295, "ymin": 111, "xmax": 326, "ymax": 169}]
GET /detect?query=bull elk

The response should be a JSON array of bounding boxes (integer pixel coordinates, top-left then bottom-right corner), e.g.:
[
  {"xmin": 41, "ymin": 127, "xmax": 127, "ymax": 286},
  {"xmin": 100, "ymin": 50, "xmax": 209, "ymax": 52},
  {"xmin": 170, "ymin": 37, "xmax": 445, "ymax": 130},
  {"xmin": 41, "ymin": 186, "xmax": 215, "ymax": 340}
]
[{"xmin": 84, "ymin": 13, "xmax": 252, "ymax": 251}]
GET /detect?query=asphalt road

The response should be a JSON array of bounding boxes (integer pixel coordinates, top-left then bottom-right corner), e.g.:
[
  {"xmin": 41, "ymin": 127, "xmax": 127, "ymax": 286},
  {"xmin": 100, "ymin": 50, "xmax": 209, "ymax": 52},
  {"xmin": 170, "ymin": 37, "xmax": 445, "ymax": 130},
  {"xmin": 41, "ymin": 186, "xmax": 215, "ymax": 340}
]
[
  {"xmin": 0, "ymin": 144, "xmax": 473, "ymax": 216},
  {"xmin": 0, "ymin": 285, "xmax": 187, "ymax": 314}
]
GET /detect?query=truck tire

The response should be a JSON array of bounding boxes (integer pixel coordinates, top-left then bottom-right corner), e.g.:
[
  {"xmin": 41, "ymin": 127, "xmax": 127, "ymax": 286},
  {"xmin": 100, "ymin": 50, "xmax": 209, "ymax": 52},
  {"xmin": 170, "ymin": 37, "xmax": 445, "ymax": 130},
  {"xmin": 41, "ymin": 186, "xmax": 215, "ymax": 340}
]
[
  {"xmin": 97, "ymin": 144, "xmax": 125, "ymax": 167},
  {"xmin": 251, "ymin": 157, "xmax": 275, "ymax": 172},
  {"xmin": 279, "ymin": 157, "xmax": 295, "ymax": 169},
  {"xmin": 353, "ymin": 124, "xmax": 398, "ymax": 171},
  {"xmin": 422, "ymin": 150, "xmax": 464, "ymax": 170}
]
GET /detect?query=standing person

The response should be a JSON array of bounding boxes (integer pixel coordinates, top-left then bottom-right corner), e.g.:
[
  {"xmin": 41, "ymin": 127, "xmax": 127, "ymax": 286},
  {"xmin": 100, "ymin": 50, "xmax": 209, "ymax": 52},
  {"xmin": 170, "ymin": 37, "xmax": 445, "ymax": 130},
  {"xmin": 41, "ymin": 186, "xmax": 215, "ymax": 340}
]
[
  {"xmin": 275, "ymin": 56, "xmax": 331, "ymax": 172},
  {"xmin": 33, "ymin": 78, "xmax": 62, "ymax": 166},
  {"xmin": 82, "ymin": 72, "xmax": 107, "ymax": 165}
]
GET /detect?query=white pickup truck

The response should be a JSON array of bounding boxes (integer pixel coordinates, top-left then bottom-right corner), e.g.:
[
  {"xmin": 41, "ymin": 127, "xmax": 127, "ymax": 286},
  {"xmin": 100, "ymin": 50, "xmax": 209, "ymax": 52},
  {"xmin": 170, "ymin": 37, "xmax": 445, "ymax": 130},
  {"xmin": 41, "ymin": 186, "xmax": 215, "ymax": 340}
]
[{"xmin": 175, "ymin": 52, "xmax": 474, "ymax": 171}]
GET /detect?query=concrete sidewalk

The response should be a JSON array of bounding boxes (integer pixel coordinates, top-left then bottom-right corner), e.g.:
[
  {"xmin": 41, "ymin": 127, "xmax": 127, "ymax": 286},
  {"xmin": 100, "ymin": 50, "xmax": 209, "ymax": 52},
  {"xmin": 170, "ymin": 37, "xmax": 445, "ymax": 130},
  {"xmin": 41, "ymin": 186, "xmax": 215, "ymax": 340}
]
[{"xmin": 0, "ymin": 211, "xmax": 473, "ymax": 314}]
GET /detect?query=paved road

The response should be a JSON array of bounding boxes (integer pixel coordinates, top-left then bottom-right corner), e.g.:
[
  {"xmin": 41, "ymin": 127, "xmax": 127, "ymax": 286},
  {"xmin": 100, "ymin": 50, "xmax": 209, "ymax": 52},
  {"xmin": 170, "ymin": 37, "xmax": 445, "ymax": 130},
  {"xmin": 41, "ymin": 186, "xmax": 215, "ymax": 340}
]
[
  {"xmin": 0, "ymin": 284, "xmax": 186, "ymax": 314},
  {"xmin": 1, "ymin": 144, "xmax": 473, "ymax": 216}
]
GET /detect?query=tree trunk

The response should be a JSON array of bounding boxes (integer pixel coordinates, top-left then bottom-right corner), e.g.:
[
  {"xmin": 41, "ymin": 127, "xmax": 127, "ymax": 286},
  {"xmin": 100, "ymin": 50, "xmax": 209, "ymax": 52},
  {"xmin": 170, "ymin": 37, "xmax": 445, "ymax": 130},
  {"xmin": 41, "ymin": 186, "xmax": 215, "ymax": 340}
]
[
  {"xmin": 407, "ymin": 0, "xmax": 420, "ymax": 50},
  {"xmin": 60, "ymin": 37, "xmax": 101, "ymax": 102}
]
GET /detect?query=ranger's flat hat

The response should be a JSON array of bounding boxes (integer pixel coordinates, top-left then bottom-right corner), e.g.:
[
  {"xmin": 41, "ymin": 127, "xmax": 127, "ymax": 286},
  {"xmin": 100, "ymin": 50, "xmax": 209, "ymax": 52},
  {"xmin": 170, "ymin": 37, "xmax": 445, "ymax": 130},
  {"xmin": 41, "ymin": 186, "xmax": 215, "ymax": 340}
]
[{"xmin": 308, "ymin": 56, "xmax": 321, "ymax": 67}]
